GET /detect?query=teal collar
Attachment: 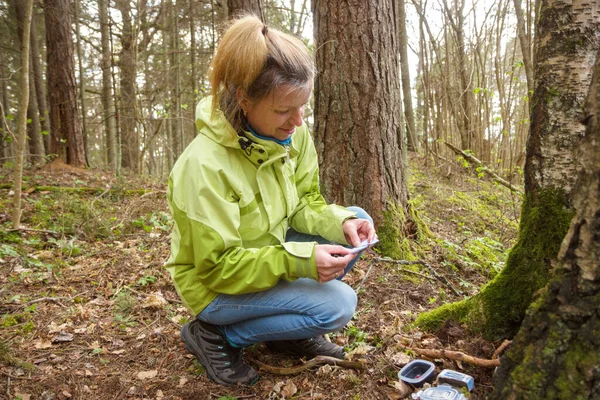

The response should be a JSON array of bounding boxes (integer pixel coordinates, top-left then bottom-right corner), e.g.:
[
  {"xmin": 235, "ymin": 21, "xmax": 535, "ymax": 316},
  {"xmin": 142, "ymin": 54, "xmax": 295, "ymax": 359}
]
[{"xmin": 244, "ymin": 120, "xmax": 292, "ymax": 146}]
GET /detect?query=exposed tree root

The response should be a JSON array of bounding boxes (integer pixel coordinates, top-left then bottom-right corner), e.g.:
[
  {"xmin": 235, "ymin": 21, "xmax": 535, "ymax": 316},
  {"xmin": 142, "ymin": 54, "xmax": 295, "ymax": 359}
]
[
  {"xmin": 252, "ymin": 355, "xmax": 365, "ymax": 375},
  {"xmin": 408, "ymin": 347, "xmax": 500, "ymax": 368}
]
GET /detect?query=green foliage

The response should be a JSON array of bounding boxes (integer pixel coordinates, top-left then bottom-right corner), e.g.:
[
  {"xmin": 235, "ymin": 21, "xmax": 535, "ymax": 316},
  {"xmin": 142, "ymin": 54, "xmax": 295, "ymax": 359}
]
[{"xmin": 137, "ymin": 275, "xmax": 156, "ymax": 286}]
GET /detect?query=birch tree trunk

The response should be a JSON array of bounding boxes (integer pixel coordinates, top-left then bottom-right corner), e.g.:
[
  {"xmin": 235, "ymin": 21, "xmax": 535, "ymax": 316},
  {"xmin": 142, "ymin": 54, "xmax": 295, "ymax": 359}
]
[
  {"xmin": 12, "ymin": 0, "xmax": 33, "ymax": 228},
  {"xmin": 490, "ymin": 47, "xmax": 600, "ymax": 400},
  {"xmin": 313, "ymin": 0, "xmax": 410, "ymax": 257},
  {"xmin": 415, "ymin": 0, "xmax": 600, "ymax": 339}
]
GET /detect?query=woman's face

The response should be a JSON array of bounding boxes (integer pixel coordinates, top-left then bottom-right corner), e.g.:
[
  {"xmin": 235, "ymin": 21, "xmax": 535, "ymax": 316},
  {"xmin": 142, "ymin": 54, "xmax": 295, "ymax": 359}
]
[{"xmin": 242, "ymin": 84, "xmax": 312, "ymax": 142}]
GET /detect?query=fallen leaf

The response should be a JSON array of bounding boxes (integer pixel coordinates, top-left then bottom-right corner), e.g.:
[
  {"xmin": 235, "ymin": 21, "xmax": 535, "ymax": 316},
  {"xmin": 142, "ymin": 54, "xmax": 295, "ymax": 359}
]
[
  {"xmin": 281, "ymin": 380, "xmax": 297, "ymax": 398},
  {"xmin": 156, "ymin": 389, "xmax": 164, "ymax": 399},
  {"xmin": 15, "ymin": 394, "xmax": 31, "ymax": 400},
  {"xmin": 393, "ymin": 380, "xmax": 413, "ymax": 398},
  {"xmin": 143, "ymin": 293, "xmax": 168, "ymax": 309},
  {"xmin": 137, "ymin": 370, "xmax": 158, "ymax": 380},
  {"xmin": 62, "ymin": 390, "xmax": 72, "ymax": 398},
  {"xmin": 391, "ymin": 352, "xmax": 411, "ymax": 366},
  {"xmin": 178, "ymin": 377, "xmax": 188, "ymax": 387},
  {"xmin": 52, "ymin": 332, "xmax": 74, "ymax": 343},
  {"xmin": 34, "ymin": 340, "xmax": 53, "ymax": 349},
  {"xmin": 316, "ymin": 364, "xmax": 332, "ymax": 376}
]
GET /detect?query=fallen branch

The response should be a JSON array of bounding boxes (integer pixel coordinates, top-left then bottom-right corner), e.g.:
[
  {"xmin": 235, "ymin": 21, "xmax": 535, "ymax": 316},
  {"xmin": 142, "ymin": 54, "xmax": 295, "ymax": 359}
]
[
  {"xmin": 444, "ymin": 141, "xmax": 523, "ymax": 194},
  {"xmin": 5, "ymin": 227, "xmax": 60, "ymax": 235},
  {"xmin": 492, "ymin": 339, "xmax": 512, "ymax": 359},
  {"xmin": 373, "ymin": 257, "xmax": 461, "ymax": 296},
  {"xmin": 408, "ymin": 347, "xmax": 500, "ymax": 368},
  {"xmin": 253, "ymin": 355, "xmax": 365, "ymax": 375}
]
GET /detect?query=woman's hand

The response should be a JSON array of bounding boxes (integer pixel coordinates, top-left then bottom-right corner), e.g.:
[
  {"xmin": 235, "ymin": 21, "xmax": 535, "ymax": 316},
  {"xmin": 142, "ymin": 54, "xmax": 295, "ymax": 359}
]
[
  {"xmin": 314, "ymin": 244, "xmax": 355, "ymax": 283},
  {"xmin": 342, "ymin": 218, "xmax": 377, "ymax": 247}
]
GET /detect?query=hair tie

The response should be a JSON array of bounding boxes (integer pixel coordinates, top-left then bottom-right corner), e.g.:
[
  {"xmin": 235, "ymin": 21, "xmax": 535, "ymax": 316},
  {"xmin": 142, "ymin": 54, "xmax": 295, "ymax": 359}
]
[{"xmin": 262, "ymin": 25, "xmax": 268, "ymax": 35}]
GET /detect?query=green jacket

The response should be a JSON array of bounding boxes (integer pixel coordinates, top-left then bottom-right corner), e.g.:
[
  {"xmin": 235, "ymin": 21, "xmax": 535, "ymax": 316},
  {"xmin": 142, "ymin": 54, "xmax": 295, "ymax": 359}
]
[{"xmin": 165, "ymin": 97, "xmax": 356, "ymax": 315}]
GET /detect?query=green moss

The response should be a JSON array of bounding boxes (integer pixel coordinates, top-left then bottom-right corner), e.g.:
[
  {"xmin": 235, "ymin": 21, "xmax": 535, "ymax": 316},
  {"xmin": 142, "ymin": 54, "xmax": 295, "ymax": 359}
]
[
  {"xmin": 414, "ymin": 188, "xmax": 573, "ymax": 339},
  {"xmin": 377, "ymin": 198, "xmax": 432, "ymax": 260}
]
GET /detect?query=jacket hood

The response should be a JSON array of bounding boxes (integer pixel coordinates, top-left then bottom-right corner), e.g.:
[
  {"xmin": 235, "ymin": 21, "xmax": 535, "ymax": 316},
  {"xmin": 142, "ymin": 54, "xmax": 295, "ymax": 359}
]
[{"xmin": 195, "ymin": 96, "xmax": 296, "ymax": 160}]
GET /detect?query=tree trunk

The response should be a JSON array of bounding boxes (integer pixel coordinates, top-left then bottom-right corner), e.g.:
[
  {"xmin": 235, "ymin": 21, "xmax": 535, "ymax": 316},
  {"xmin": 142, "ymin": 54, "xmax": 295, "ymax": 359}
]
[
  {"xmin": 0, "ymin": 31, "xmax": 11, "ymax": 160},
  {"xmin": 227, "ymin": 0, "xmax": 264, "ymax": 19},
  {"xmin": 100, "ymin": 0, "xmax": 117, "ymax": 170},
  {"xmin": 74, "ymin": 0, "xmax": 88, "ymax": 164},
  {"xmin": 116, "ymin": 0, "xmax": 139, "ymax": 173},
  {"xmin": 44, "ymin": 0, "xmax": 85, "ymax": 167},
  {"xmin": 313, "ymin": 0, "xmax": 410, "ymax": 258},
  {"xmin": 398, "ymin": 0, "xmax": 417, "ymax": 152},
  {"xmin": 415, "ymin": 0, "xmax": 600, "ymax": 340},
  {"xmin": 12, "ymin": 0, "xmax": 33, "ymax": 228},
  {"xmin": 14, "ymin": 0, "xmax": 44, "ymax": 165},
  {"xmin": 30, "ymin": 8, "xmax": 51, "ymax": 155},
  {"xmin": 513, "ymin": 0, "xmax": 534, "ymax": 94},
  {"xmin": 490, "ymin": 48, "xmax": 600, "ymax": 400},
  {"xmin": 27, "ymin": 62, "xmax": 44, "ymax": 165}
]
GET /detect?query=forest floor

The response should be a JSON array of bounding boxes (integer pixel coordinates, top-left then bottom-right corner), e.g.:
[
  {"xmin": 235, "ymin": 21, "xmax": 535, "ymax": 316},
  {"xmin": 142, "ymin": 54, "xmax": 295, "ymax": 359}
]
[{"xmin": 0, "ymin": 155, "xmax": 522, "ymax": 400}]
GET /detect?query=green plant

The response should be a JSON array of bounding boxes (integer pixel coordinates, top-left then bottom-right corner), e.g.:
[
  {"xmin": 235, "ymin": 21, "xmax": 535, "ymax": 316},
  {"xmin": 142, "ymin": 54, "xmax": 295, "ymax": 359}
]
[{"xmin": 137, "ymin": 275, "xmax": 156, "ymax": 286}]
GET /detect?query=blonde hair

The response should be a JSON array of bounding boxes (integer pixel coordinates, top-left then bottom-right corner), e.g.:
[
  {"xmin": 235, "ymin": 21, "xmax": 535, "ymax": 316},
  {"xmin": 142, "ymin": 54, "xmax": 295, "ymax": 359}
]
[{"xmin": 209, "ymin": 15, "xmax": 315, "ymax": 131}]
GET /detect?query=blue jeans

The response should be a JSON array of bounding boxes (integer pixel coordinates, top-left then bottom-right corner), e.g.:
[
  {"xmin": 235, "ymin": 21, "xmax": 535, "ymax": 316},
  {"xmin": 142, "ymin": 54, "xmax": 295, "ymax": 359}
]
[{"xmin": 198, "ymin": 206, "xmax": 373, "ymax": 347}]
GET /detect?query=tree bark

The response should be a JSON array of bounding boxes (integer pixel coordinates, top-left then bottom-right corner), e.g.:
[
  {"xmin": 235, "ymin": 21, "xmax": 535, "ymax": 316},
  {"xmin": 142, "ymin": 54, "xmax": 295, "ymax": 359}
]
[
  {"xmin": 14, "ymin": 0, "xmax": 44, "ymax": 165},
  {"xmin": 513, "ymin": 0, "xmax": 534, "ymax": 94},
  {"xmin": 115, "ymin": 0, "xmax": 139, "ymax": 172},
  {"xmin": 490, "ymin": 48, "xmax": 600, "ymax": 400},
  {"xmin": 99, "ymin": 0, "xmax": 118, "ymax": 170},
  {"xmin": 12, "ymin": 0, "xmax": 33, "ymax": 228},
  {"xmin": 0, "ymin": 33, "xmax": 11, "ymax": 161},
  {"xmin": 227, "ymin": 0, "xmax": 264, "ymax": 19},
  {"xmin": 44, "ymin": 0, "xmax": 86, "ymax": 167},
  {"xmin": 29, "ymin": 7, "xmax": 51, "ymax": 155},
  {"xmin": 398, "ymin": 0, "xmax": 417, "ymax": 152},
  {"xmin": 74, "ymin": 0, "xmax": 88, "ymax": 164},
  {"xmin": 313, "ymin": 0, "xmax": 409, "ymax": 257},
  {"xmin": 415, "ymin": 0, "xmax": 600, "ymax": 339}
]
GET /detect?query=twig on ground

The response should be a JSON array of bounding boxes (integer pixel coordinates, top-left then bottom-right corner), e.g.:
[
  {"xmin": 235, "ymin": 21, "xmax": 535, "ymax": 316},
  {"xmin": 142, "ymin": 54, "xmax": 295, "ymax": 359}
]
[
  {"xmin": 407, "ymin": 347, "xmax": 500, "ymax": 368},
  {"xmin": 252, "ymin": 355, "xmax": 365, "ymax": 375},
  {"xmin": 90, "ymin": 185, "xmax": 111, "ymax": 208},
  {"xmin": 373, "ymin": 257, "xmax": 461, "ymax": 296},
  {"xmin": 492, "ymin": 339, "xmax": 512, "ymax": 359},
  {"xmin": 5, "ymin": 227, "xmax": 60, "ymax": 235},
  {"xmin": 25, "ymin": 297, "xmax": 69, "ymax": 306}
]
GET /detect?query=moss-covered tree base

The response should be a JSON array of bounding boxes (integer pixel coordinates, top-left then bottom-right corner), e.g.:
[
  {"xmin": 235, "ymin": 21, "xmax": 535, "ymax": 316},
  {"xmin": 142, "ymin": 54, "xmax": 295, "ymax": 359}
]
[
  {"xmin": 415, "ymin": 189, "xmax": 574, "ymax": 339},
  {"xmin": 378, "ymin": 199, "xmax": 431, "ymax": 260},
  {"xmin": 489, "ymin": 269, "xmax": 600, "ymax": 399}
]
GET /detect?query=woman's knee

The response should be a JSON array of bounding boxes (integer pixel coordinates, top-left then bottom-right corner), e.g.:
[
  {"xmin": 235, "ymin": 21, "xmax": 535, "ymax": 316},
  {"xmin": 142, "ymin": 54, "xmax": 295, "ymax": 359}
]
[
  {"xmin": 347, "ymin": 206, "xmax": 374, "ymax": 225},
  {"xmin": 317, "ymin": 282, "xmax": 357, "ymax": 332}
]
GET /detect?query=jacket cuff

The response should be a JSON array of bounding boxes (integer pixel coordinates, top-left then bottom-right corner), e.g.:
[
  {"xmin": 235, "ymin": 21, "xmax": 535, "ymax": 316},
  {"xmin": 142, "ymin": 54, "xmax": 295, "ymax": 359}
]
[{"xmin": 282, "ymin": 241, "xmax": 318, "ymax": 279}]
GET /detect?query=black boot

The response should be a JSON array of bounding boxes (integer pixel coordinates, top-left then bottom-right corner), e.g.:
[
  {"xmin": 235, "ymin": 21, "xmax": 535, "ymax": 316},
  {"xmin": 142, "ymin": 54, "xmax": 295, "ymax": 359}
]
[
  {"xmin": 181, "ymin": 320, "xmax": 259, "ymax": 386},
  {"xmin": 265, "ymin": 336, "xmax": 345, "ymax": 359}
]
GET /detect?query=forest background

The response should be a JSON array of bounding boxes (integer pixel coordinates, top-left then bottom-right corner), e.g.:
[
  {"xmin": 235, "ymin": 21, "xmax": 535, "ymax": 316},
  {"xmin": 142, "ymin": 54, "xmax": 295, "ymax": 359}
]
[{"xmin": 1, "ymin": 0, "xmax": 599, "ymax": 399}]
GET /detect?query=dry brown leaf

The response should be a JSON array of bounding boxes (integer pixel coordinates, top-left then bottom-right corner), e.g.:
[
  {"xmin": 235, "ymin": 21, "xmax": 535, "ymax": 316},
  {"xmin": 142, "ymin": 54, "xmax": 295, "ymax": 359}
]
[
  {"xmin": 34, "ymin": 339, "xmax": 53, "ymax": 349},
  {"xmin": 281, "ymin": 380, "xmax": 297, "ymax": 398},
  {"xmin": 137, "ymin": 370, "xmax": 158, "ymax": 380}
]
